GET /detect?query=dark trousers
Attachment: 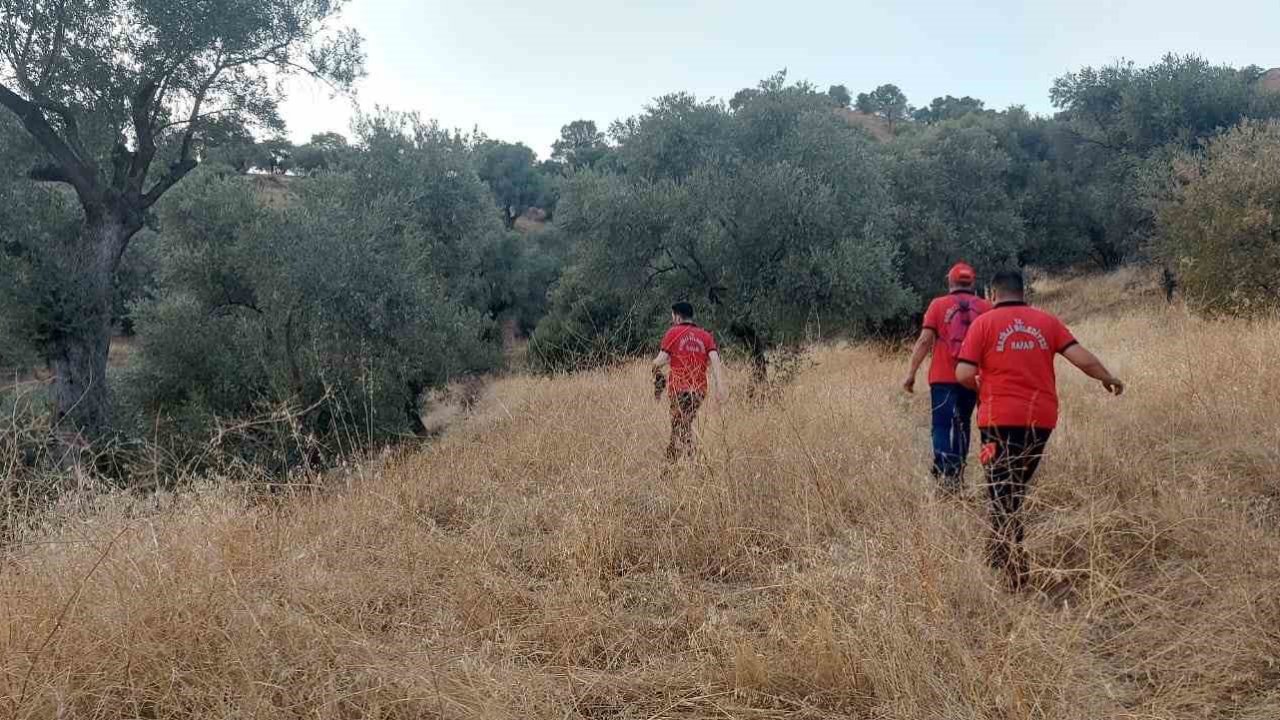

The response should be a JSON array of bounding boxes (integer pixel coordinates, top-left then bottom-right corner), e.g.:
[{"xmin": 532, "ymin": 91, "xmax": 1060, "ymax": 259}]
[
  {"xmin": 666, "ymin": 391, "xmax": 705, "ymax": 462},
  {"xmin": 930, "ymin": 383, "xmax": 978, "ymax": 484},
  {"xmin": 979, "ymin": 426, "xmax": 1053, "ymax": 585}
]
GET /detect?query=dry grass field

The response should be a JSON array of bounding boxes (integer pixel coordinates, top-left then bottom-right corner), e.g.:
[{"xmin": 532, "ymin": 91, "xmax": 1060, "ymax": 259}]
[{"xmin": 2, "ymin": 270, "xmax": 1278, "ymax": 719}]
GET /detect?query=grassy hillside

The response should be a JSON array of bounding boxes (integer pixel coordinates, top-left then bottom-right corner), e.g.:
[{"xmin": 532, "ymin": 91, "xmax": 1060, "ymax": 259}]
[{"xmin": 2, "ymin": 271, "xmax": 1279, "ymax": 719}]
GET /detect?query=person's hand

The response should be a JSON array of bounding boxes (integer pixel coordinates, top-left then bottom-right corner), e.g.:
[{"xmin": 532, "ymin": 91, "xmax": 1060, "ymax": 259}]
[
  {"xmin": 902, "ymin": 373, "xmax": 916, "ymax": 394},
  {"xmin": 1102, "ymin": 377, "xmax": 1125, "ymax": 396},
  {"xmin": 715, "ymin": 386, "xmax": 729, "ymax": 405}
]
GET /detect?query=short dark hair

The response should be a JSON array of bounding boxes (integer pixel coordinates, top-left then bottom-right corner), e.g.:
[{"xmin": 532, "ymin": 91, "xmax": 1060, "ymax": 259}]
[
  {"xmin": 671, "ymin": 301, "xmax": 695, "ymax": 319},
  {"xmin": 990, "ymin": 270, "xmax": 1025, "ymax": 296}
]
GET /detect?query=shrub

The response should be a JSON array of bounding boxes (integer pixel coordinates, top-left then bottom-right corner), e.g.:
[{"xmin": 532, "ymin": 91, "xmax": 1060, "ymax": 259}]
[
  {"xmin": 1158, "ymin": 120, "xmax": 1280, "ymax": 315},
  {"xmin": 123, "ymin": 163, "xmax": 501, "ymax": 464}
]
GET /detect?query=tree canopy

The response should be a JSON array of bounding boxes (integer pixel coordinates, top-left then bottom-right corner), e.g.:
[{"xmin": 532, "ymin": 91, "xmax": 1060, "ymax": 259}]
[
  {"xmin": 534, "ymin": 76, "xmax": 911, "ymax": 374},
  {"xmin": 1157, "ymin": 120, "xmax": 1280, "ymax": 315},
  {"xmin": 913, "ymin": 95, "xmax": 987, "ymax": 124},
  {"xmin": 856, "ymin": 84, "xmax": 912, "ymax": 131},
  {"xmin": 550, "ymin": 120, "xmax": 611, "ymax": 170},
  {"xmin": 827, "ymin": 84, "xmax": 852, "ymax": 108},
  {"xmin": 476, "ymin": 139, "xmax": 546, "ymax": 228},
  {"xmin": 0, "ymin": 0, "xmax": 364, "ymax": 437}
]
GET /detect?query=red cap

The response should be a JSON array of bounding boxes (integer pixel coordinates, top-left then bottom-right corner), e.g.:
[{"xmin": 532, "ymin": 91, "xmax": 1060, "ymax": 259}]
[{"xmin": 948, "ymin": 262, "xmax": 976, "ymax": 285}]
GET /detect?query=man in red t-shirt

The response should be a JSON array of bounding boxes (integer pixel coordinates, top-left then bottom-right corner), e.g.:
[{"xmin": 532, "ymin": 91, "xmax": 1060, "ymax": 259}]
[
  {"xmin": 956, "ymin": 270, "xmax": 1124, "ymax": 588},
  {"xmin": 902, "ymin": 262, "xmax": 992, "ymax": 490},
  {"xmin": 652, "ymin": 302, "xmax": 727, "ymax": 464}
]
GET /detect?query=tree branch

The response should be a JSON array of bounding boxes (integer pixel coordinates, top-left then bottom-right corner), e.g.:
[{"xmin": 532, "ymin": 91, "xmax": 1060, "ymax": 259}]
[
  {"xmin": 134, "ymin": 48, "xmax": 231, "ymax": 206},
  {"xmin": 5, "ymin": 8, "xmax": 40, "ymax": 92},
  {"xmin": 273, "ymin": 58, "xmax": 344, "ymax": 94},
  {"xmin": 139, "ymin": 156, "xmax": 197, "ymax": 208},
  {"xmin": 34, "ymin": 0, "xmax": 70, "ymax": 92},
  {"xmin": 1064, "ymin": 126, "xmax": 1122, "ymax": 154},
  {"xmin": 29, "ymin": 162, "xmax": 71, "ymax": 183},
  {"xmin": 124, "ymin": 79, "xmax": 161, "ymax": 195},
  {"xmin": 642, "ymin": 263, "xmax": 679, "ymax": 289},
  {"xmin": 0, "ymin": 80, "xmax": 96, "ymax": 202},
  {"xmin": 210, "ymin": 300, "xmax": 264, "ymax": 317},
  {"xmin": 110, "ymin": 139, "xmax": 132, "ymax": 190},
  {"xmin": 33, "ymin": 99, "xmax": 86, "ymax": 156},
  {"xmin": 153, "ymin": 107, "xmax": 237, "ymax": 133}
]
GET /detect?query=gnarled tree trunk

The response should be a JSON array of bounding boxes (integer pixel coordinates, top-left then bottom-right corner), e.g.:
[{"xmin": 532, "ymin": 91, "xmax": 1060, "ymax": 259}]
[
  {"xmin": 49, "ymin": 212, "xmax": 134, "ymax": 441},
  {"xmin": 729, "ymin": 321, "xmax": 768, "ymax": 385}
]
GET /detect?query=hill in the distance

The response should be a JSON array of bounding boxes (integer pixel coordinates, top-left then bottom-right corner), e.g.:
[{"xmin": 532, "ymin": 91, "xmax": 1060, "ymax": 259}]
[
  {"xmin": 1260, "ymin": 67, "xmax": 1280, "ymax": 94},
  {"xmin": 837, "ymin": 107, "xmax": 895, "ymax": 141}
]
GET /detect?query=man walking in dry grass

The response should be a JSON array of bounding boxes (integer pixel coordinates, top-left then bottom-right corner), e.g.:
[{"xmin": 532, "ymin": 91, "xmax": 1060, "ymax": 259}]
[
  {"xmin": 653, "ymin": 302, "xmax": 727, "ymax": 465},
  {"xmin": 902, "ymin": 262, "xmax": 992, "ymax": 492},
  {"xmin": 955, "ymin": 270, "xmax": 1124, "ymax": 589}
]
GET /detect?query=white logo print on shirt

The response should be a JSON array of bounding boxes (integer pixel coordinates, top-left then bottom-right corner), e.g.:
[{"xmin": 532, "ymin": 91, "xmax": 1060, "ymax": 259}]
[
  {"xmin": 995, "ymin": 318, "xmax": 1050, "ymax": 352},
  {"xmin": 679, "ymin": 336, "xmax": 706, "ymax": 354}
]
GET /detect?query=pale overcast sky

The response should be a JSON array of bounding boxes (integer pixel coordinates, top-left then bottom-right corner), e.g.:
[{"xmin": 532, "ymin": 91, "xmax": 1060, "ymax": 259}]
[{"xmin": 280, "ymin": 0, "xmax": 1280, "ymax": 158}]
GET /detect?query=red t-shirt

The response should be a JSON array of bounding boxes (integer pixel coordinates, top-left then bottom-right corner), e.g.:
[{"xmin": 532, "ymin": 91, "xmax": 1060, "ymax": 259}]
[
  {"xmin": 922, "ymin": 291, "xmax": 992, "ymax": 385},
  {"xmin": 661, "ymin": 323, "xmax": 717, "ymax": 394},
  {"xmin": 956, "ymin": 302, "xmax": 1078, "ymax": 429}
]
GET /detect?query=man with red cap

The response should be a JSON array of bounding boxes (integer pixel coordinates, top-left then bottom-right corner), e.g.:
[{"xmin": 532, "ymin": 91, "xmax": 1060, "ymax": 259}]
[{"xmin": 902, "ymin": 262, "xmax": 991, "ymax": 491}]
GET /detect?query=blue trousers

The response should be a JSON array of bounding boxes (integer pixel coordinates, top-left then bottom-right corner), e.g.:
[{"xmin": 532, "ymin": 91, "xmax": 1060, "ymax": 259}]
[{"xmin": 930, "ymin": 383, "xmax": 978, "ymax": 481}]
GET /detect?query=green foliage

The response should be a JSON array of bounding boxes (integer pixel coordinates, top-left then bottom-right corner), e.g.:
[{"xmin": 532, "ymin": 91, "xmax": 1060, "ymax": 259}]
[
  {"xmin": 855, "ymin": 83, "xmax": 913, "ymax": 131},
  {"xmin": 0, "ymin": 0, "xmax": 365, "ymax": 437},
  {"xmin": 253, "ymin": 137, "xmax": 295, "ymax": 175},
  {"xmin": 527, "ymin": 263, "xmax": 662, "ymax": 372},
  {"xmin": 1157, "ymin": 120, "xmax": 1280, "ymax": 315},
  {"xmin": 827, "ymin": 84, "xmax": 852, "ymax": 109},
  {"xmin": 292, "ymin": 132, "xmax": 351, "ymax": 175},
  {"xmin": 1048, "ymin": 54, "xmax": 1280, "ymax": 268},
  {"xmin": 196, "ymin": 118, "xmax": 261, "ymax": 173},
  {"xmin": 0, "ymin": 178, "xmax": 79, "ymax": 370},
  {"xmin": 348, "ymin": 112, "xmax": 501, "ymax": 290},
  {"xmin": 534, "ymin": 76, "xmax": 913, "ymax": 372},
  {"xmin": 610, "ymin": 93, "xmax": 733, "ymax": 180},
  {"xmin": 550, "ymin": 120, "xmax": 612, "ymax": 171},
  {"xmin": 0, "ymin": 113, "xmax": 159, "ymax": 358},
  {"xmin": 468, "ymin": 222, "xmax": 566, "ymax": 340},
  {"xmin": 112, "ymin": 230, "xmax": 161, "ymax": 335},
  {"xmin": 888, "ymin": 123, "xmax": 1025, "ymax": 295},
  {"xmin": 1053, "ymin": 55, "xmax": 1275, "ymax": 154},
  {"xmin": 475, "ymin": 140, "xmax": 547, "ymax": 227},
  {"xmin": 0, "ymin": 0, "xmax": 363, "ymax": 184},
  {"xmin": 913, "ymin": 95, "xmax": 987, "ymax": 124},
  {"xmin": 124, "ymin": 119, "xmax": 505, "ymax": 457}
]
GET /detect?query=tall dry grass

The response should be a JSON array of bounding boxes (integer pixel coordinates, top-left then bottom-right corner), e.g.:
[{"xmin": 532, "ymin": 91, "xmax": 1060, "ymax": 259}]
[{"xmin": 2, "ymin": 271, "xmax": 1278, "ymax": 719}]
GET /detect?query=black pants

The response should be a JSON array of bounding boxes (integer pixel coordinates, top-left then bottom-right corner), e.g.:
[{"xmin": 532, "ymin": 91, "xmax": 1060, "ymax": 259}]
[
  {"xmin": 666, "ymin": 391, "xmax": 705, "ymax": 462},
  {"xmin": 980, "ymin": 426, "xmax": 1052, "ymax": 583}
]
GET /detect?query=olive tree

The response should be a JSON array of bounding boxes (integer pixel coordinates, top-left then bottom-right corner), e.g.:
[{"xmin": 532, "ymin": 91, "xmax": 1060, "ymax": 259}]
[
  {"xmin": 1158, "ymin": 120, "xmax": 1280, "ymax": 315},
  {"xmin": 127, "ymin": 154, "xmax": 501, "ymax": 453},
  {"xmin": 888, "ymin": 123, "xmax": 1026, "ymax": 295},
  {"xmin": 0, "ymin": 0, "xmax": 363, "ymax": 438},
  {"xmin": 536, "ymin": 76, "xmax": 912, "ymax": 376},
  {"xmin": 1049, "ymin": 54, "xmax": 1280, "ymax": 268}
]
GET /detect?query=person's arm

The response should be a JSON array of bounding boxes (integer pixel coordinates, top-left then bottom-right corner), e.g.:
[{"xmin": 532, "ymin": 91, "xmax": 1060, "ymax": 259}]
[
  {"xmin": 709, "ymin": 350, "xmax": 728, "ymax": 403},
  {"xmin": 651, "ymin": 350, "xmax": 670, "ymax": 400},
  {"xmin": 1061, "ymin": 344, "xmax": 1125, "ymax": 396},
  {"xmin": 902, "ymin": 329, "xmax": 937, "ymax": 393},
  {"xmin": 955, "ymin": 361, "xmax": 979, "ymax": 391}
]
